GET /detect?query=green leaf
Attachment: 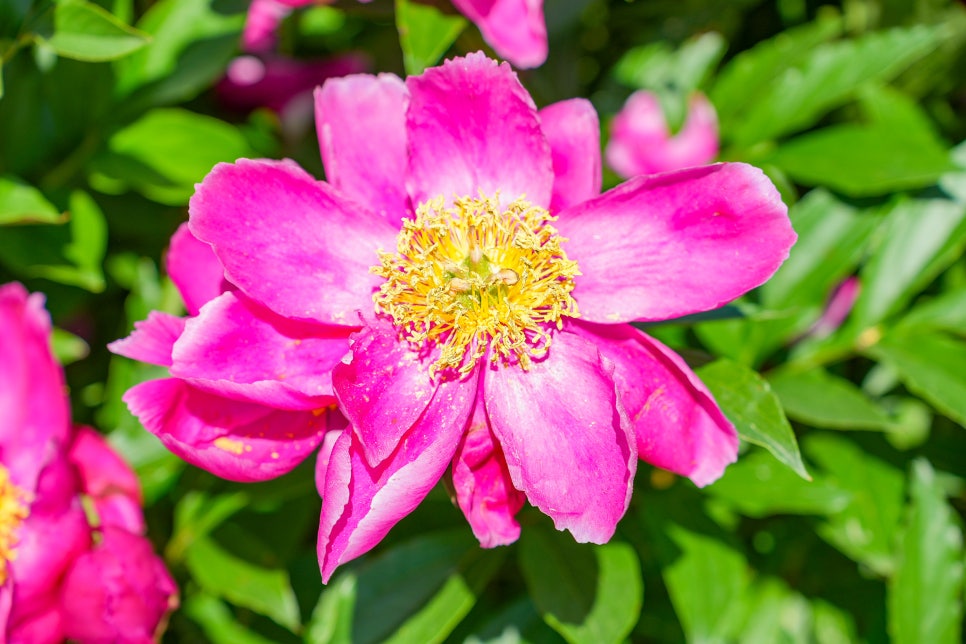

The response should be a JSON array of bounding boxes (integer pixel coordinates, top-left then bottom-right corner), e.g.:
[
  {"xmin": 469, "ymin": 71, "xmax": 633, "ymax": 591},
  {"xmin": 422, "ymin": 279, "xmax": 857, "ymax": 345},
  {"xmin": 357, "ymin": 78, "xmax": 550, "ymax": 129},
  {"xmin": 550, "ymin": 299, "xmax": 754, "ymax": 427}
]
[
  {"xmin": 185, "ymin": 535, "xmax": 301, "ymax": 632},
  {"xmin": 712, "ymin": 13, "xmax": 842, "ymax": 127},
  {"xmin": 851, "ymin": 196, "xmax": 966, "ymax": 329},
  {"xmin": 51, "ymin": 327, "xmax": 89, "ymax": 365},
  {"xmin": 0, "ymin": 175, "xmax": 63, "ymax": 225},
  {"xmin": 184, "ymin": 593, "xmax": 279, "ymax": 644},
  {"xmin": 897, "ymin": 288, "xmax": 966, "ymax": 337},
  {"xmin": 767, "ymin": 123, "xmax": 954, "ymax": 196},
  {"xmin": 867, "ymin": 331, "xmax": 966, "ymax": 428},
  {"xmin": 519, "ymin": 528, "xmax": 642, "ymax": 644},
  {"xmin": 729, "ymin": 24, "xmax": 947, "ymax": 146},
  {"xmin": 696, "ymin": 359, "xmax": 810, "ymax": 480},
  {"xmin": 768, "ymin": 368, "xmax": 892, "ymax": 430},
  {"xmin": 90, "ymin": 108, "xmax": 253, "ymax": 205},
  {"xmin": 305, "ymin": 573, "xmax": 357, "ymax": 644},
  {"xmin": 614, "ymin": 31, "xmax": 726, "ymax": 94},
  {"xmin": 45, "ymin": 0, "xmax": 149, "ymax": 62},
  {"xmin": 32, "ymin": 190, "xmax": 107, "ymax": 291},
  {"xmin": 760, "ymin": 189, "xmax": 878, "ymax": 310},
  {"xmin": 114, "ymin": 0, "xmax": 244, "ymax": 99},
  {"xmin": 888, "ymin": 459, "xmax": 964, "ymax": 644},
  {"xmin": 708, "ymin": 450, "xmax": 850, "ymax": 518},
  {"xmin": 739, "ymin": 579, "xmax": 858, "ymax": 643},
  {"xmin": 321, "ymin": 530, "xmax": 503, "ymax": 644},
  {"xmin": 396, "ymin": 0, "xmax": 467, "ymax": 76},
  {"xmin": 807, "ymin": 434, "xmax": 905, "ymax": 574},
  {"xmin": 642, "ymin": 506, "xmax": 749, "ymax": 642},
  {"xmin": 169, "ymin": 492, "xmax": 249, "ymax": 563}
]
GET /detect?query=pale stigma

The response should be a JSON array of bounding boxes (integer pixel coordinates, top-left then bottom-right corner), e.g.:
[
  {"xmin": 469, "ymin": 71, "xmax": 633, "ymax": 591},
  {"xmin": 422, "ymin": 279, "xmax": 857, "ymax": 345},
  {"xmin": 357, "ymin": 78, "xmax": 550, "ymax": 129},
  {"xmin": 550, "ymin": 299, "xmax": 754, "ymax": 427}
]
[{"xmin": 372, "ymin": 194, "xmax": 580, "ymax": 375}]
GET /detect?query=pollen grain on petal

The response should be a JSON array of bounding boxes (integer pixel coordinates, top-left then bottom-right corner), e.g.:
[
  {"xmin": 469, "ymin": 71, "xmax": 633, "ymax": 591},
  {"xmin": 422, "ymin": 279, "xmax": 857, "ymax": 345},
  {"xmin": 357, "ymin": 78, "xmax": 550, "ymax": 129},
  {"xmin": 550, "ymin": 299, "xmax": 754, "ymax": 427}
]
[{"xmin": 372, "ymin": 194, "xmax": 580, "ymax": 375}]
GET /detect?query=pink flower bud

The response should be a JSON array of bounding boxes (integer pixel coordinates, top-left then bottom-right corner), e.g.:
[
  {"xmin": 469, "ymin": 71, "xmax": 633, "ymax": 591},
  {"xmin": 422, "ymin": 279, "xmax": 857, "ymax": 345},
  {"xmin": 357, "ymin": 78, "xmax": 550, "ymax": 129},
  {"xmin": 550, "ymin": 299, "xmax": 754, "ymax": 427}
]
[{"xmin": 60, "ymin": 528, "xmax": 178, "ymax": 644}]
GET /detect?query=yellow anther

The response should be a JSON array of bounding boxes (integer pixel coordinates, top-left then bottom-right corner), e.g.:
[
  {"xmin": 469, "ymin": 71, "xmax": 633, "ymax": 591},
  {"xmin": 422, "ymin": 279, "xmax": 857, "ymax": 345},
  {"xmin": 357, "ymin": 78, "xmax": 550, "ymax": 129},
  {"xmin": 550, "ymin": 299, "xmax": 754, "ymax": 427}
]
[
  {"xmin": 0, "ymin": 465, "xmax": 29, "ymax": 585},
  {"xmin": 372, "ymin": 194, "xmax": 580, "ymax": 376}
]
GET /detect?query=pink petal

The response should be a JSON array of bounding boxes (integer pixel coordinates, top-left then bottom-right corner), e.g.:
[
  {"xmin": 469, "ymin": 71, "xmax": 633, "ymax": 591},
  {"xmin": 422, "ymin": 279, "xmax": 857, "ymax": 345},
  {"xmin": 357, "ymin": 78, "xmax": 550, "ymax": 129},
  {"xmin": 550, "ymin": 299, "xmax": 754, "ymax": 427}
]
[
  {"xmin": 107, "ymin": 311, "xmax": 186, "ymax": 368},
  {"xmin": 166, "ymin": 223, "xmax": 229, "ymax": 316},
  {"xmin": 317, "ymin": 373, "xmax": 477, "ymax": 582},
  {"xmin": 0, "ymin": 283, "xmax": 70, "ymax": 490},
  {"xmin": 606, "ymin": 90, "xmax": 720, "ymax": 178},
  {"xmin": 60, "ymin": 527, "xmax": 178, "ymax": 644},
  {"xmin": 69, "ymin": 426, "xmax": 146, "ymax": 533},
  {"xmin": 557, "ymin": 163, "xmax": 795, "ymax": 323},
  {"xmin": 188, "ymin": 158, "xmax": 398, "ymax": 326},
  {"xmin": 451, "ymin": 0, "xmax": 547, "ymax": 69},
  {"xmin": 241, "ymin": 0, "xmax": 293, "ymax": 53},
  {"xmin": 406, "ymin": 52, "xmax": 553, "ymax": 209},
  {"xmin": 332, "ymin": 321, "xmax": 438, "ymax": 467},
  {"xmin": 7, "ymin": 605, "xmax": 64, "ymax": 644},
  {"xmin": 170, "ymin": 291, "xmax": 348, "ymax": 411},
  {"xmin": 539, "ymin": 98, "xmax": 602, "ymax": 213},
  {"xmin": 220, "ymin": 54, "xmax": 369, "ymax": 115},
  {"xmin": 123, "ymin": 378, "xmax": 329, "ymax": 482},
  {"xmin": 483, "ymin": 330, "xmax": 636, "ymax": 543},
  {"xmin": 574, "ymin": 322, "xmax": 738, "ymax": 486},
  {"xmin": 10, "ymin": 500, "xmax": 90, "ymax": 624},
  {"xmin": 69, "ymin": 426, "xmax": 145, "ymax": 531},
  {"xmin": 315, "ymin": 74, "xmax": 411, "ymax": 224},
  {"xmin": 451, "ymin": 398, "xmax": 525, "ymax": 547}
]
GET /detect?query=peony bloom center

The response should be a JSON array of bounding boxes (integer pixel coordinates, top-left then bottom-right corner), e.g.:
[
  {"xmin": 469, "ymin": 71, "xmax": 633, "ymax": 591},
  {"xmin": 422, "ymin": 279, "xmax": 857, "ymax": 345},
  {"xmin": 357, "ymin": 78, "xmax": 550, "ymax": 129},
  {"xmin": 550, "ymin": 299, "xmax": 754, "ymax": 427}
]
[
  {"xmin": 0, "ymin": 464, "xmax": 29, "ymax": 584},
  {"xmin": 372, "ymin": 194, "xmax": 580, "ymax": 375}
]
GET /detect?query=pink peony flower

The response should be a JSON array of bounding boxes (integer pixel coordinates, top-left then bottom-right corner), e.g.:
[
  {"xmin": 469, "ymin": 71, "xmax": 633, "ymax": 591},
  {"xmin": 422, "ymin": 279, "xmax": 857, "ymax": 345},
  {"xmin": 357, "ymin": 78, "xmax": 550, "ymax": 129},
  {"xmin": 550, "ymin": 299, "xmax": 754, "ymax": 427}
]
[
  {"xmin": 606, "ymin": 90, "xmax": 720, "ymax": 178},
  {"xmin": 114, "ymin": 53, "xmax": 794, "ymax": 582},
  {"xmin": 243, "ymin": 0, "xmax": 547, "ymax": 69},
  {"xmin": 60, "ymin": 528, "xmax": 179, "ymax": 644},
  {"xmin": 0, "ymin": 282, "xmax": 177, "ymax": 643}
]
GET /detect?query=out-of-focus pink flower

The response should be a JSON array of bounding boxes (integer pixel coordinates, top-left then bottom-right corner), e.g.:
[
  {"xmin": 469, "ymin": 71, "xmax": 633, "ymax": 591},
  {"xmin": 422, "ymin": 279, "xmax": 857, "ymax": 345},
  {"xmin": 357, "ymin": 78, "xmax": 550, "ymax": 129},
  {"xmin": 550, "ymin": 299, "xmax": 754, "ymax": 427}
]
[
  {"xmin": 217, "ymin": 54, "xmax": 369, "ymax": 140},
  {"xmin": 115, "ymin": 53, "xmax": 794, "ymax": 582},
  {"xmin": 606, "ymin": 90, "xmax": 720, "ymax": 178},
  {"xmin": 243, "ymin": 0, "xmax": 547, "ymax": 69},
  {"xmin": 808, "ymin": 277, "xmax": 861, "ymax": 339},
  {"xmin": 0, "ymin": 283, "xmax": 177, "ymax": 643},
  {"xmin": 60, "ymin": 528, "xmax": 178, "ymax": 644}
]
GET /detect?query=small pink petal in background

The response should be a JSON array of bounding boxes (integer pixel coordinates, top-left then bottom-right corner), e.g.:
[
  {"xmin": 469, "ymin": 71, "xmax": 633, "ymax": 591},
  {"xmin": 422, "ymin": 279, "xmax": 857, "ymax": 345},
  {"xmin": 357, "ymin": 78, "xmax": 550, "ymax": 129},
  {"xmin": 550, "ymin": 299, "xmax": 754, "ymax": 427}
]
[{"xmin": 606, "ymin": 90, "xmax": 719, "ymax": 178}]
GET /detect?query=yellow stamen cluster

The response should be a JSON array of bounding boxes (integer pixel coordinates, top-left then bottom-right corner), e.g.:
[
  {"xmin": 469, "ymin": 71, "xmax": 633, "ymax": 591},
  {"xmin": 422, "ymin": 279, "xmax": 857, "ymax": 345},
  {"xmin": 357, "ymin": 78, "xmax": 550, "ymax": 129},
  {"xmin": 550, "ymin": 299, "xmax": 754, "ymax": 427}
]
[
  {"xmin": 0, "ymin": 465, "xmax": 29, "ymax": 584},
  {"xmin": 373, "ymin": 194, "xmax": 580, "ymax": 375}
]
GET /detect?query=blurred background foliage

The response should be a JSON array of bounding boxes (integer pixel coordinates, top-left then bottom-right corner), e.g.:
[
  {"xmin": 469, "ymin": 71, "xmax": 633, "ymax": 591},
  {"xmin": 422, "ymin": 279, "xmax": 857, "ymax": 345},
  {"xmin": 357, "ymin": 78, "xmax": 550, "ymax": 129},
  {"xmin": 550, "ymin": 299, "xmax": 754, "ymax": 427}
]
[{"xmin": 2, "ymin": 0, "xmax": 966, "ymax": 641}]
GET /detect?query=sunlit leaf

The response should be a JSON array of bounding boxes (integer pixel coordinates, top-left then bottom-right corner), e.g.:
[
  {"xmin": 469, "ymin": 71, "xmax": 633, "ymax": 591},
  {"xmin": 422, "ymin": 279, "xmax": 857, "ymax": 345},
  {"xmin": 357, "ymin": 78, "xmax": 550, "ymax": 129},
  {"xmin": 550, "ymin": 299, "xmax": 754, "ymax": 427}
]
[
  {"xmin": 712, "ymin": 13, "xmax": 842, "ymax": 126},
  {"xmin": 851, "ymin": 196, "xmax": 966, "ymax": 329},
  {"xmin": 184, "ymin": 593, "xmax": 278, "ymax": 644},
  {"xmin": 696, "ymin": 359, "xmax": 810, "ymax": 480},
  {"xmin": 888, "ymin": 459, "xmax": 964, "ymax": 644},
  {"xmin": 90, "ymin": 108, "xmax": 253, "ymax": 205},
  {"xmin": 316, "ymin": 530, "xmax": 503, "ymax": 644},
  {"xmin": 768, "ymin": 368, "xmax": 892, "ymax": 430},
  {"xmin": 114, "ymin": 0, "xmax": 243, "ymax": 99},
  {"xmin": 395, "ymin": 0, "xmax": 466, "ymax": 76},
  {"xmin": 708, "ymin": 450, "xmax": 849, "ymax": 517},
  {"xmin": 0, "ymin": 175, "xmax": 63, "ymax": 225},
  {"xmin": 729, "ymin": 24, "xmax": 947, "ymax": 146},
  {"xmin": 186, "ymin": 535, "xmax": 301, "ymax": 632},
  {"xmin": 867, "ymin": 330, "xmax": 966, "ymax": 428},
  {"xmin": 520, "ymin": 528, "xmax": 642, "ymax": 644},
  {"xmin": 45, "ymin": 0, "xmax": 149, "ymax": 62},
  {"xmin": 768, "ymin": 123, "xmax": 954, "ymax": 196},
  {"xmin": 614, "ymin": 31, "xmax": 726, "ymax": 93},
  {"xmin": 807, "ymin": 434, "xmax": 905, "ymax": 574}
]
